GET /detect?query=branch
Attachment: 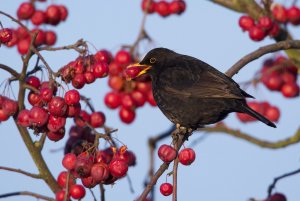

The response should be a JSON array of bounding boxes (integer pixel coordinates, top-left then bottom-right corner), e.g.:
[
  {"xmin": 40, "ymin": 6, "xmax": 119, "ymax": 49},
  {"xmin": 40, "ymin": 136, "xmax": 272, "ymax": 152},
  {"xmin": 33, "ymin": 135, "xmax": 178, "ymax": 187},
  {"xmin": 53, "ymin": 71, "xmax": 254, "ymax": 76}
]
[
  {"xmin": 172, "ymin": 151, "xmax": 179, "ymax": 201},
  {"xmin": 225, "ymin": 40, "xmax": 300, "ymax": 77},
  {"xmin": 137, "ymin": 128, "xmax": 192, "ymax": 201},
  {"xmin": 201, "ymin": 124, "xmax": 300, "ymax": 149},
  {"xmin": 38, "ymin": 39, "xmax": 88, "ymax": 54},
  {"xmin": 0, "ymin": 191, "xmax": 54, "ymax": 201},
  {"xmin": 267, "ymin": 167, "xmax": 300, "ymax": 197},
  {"xmin": 100, "ymin": 184, "xmax": 105, "ymax": 201},
  {"xmin": 0, "ymin": 166, "xmax": 41, "ymax": 179},
  {"xmin": 0, "ymin": 64, "xmax": 19, "ymax": 78}
]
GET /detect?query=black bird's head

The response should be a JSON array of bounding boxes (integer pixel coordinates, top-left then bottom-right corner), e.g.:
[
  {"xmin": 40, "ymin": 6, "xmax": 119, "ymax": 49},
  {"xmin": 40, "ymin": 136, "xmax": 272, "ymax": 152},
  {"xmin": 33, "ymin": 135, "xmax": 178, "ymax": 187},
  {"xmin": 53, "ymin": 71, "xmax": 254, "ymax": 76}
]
[{"xmin": 126, "ymin": 48, "xmax": 177, "ymax": 79}]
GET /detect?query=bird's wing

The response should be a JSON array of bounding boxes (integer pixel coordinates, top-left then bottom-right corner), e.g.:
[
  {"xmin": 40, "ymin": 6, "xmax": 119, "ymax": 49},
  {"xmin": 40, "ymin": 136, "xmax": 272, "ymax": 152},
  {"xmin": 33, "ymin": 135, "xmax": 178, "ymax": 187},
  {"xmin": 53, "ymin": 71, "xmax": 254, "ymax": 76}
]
[{"xmin": 159, "ymin": 56, "xmax": 247, "ymax": 100}]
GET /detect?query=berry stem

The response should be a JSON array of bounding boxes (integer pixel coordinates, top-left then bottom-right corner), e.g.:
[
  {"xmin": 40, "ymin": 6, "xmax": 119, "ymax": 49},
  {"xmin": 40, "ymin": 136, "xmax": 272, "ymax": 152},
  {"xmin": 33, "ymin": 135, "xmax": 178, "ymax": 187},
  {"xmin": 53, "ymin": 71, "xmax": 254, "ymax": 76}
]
[
  {"xmin": 0, "ymin": 191, "xmax": 54, "ymax": 201},
  {"xmin": 0, "ymin": 166, "xmax": 42, "ymax": 179}
]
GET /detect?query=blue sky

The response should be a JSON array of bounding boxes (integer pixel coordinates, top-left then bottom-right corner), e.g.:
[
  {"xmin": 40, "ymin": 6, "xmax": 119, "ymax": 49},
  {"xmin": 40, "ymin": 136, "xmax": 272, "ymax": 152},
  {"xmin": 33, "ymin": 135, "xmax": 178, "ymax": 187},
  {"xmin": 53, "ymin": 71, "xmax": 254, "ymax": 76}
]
[{"xmin": 1, "ymin": 1, "xmax": 300, "ymax": 201}]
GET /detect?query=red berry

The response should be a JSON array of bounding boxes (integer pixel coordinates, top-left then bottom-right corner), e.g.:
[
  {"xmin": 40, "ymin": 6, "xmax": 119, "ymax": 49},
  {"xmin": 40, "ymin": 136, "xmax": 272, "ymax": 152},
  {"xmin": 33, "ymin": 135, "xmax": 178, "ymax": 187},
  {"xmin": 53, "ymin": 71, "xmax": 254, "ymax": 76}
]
[
  {"xmin": 121, "ymin": 94, "xmax": 135, "ymax": 109},
  {"xmin": 47, "ymin": 129, "xmax": 65, "ymax": 141},
  {"xmin": 268, "ymin": 23, "xmax": 280, "ymax": 37},
  {"xmin": 169, "ymin": 0, "xmax": 186, "ymax": 15},
  {"xmin": 26, "ymin": 76, "xmax": 41, "ymax": 89},
  {"xmin": 131, "ymin": 90, "xmax": 146, "ymax": 107},
  {"xmin": 104, "ymin": 92, "xmax": 121, "ymax": 109},
  {"xmin": 64, "ymin": 90, "xmax": 80, "ymax": 105},
  {"xmin": 75, "ymin": 155, "xmax": 93, "ymax": 178},
  {"xmin": 108, "ymin": 61, "xmax": 123, "ymax": 76},
  {"xmin": 93, "ymin": 62, "xmax": 109, "ymax": 78},
  {"xmin": 57, "ymin": 171, "xmax": 75, "ymax": 188},
  {"xmin": 115, "ymin": 50, "xmax": 132, "ymax": 65},
  {"xmin": 249, "ymin": 26, "xmax": 266, "ymax": 41},
  {"xmin": 0, "ymin": 28, "xmax": 13, "ymax": 43},
  {"xmin": 72, "ymin": 74, "xmax": 86, "ymax": 89},
  {"xmin": 66, "ymin": 103, "xmax": 81, "ymax": 117},
  {"xmin": 74, "ymin": 110, "xmax": 90, "ymax": 127},
  {"xmin": 90, "ymin": 111, "xmax": 106, "ymax": 128},
  {"xmin": 32, "ymin": 29, "xmax": 46, "ymax": 46},
  {"xmin": 17, "ymin": 109, "xmax": 31, "ymax": 127},
  {"xmin": 95, "ymin": 149, "xmax": 113, "ymax": 164},
  {"xmin": 239, "ymin": 15, "xmax": 255, "ymax": 31},
  {"xmin": 125, "ymin": 66, "xmax": 143, "ymax": 79},
  {"xmin": 62, "ymin": 153, "xmax": 77, "ymax": 170},
  {"xmin": 45, "ymin": 31, "xmax": 57, "ymax": 46},
  {"xmin": 281, "ymin": 83, "xmax": 300, "ymax": 97},
  {"xmin": 48, "ymin": 96, "xmax": 67, "ymax": 117},
  {"xmin": 81, "ymin": 176, "xmax": 97, "ymax": 188},
  {"xmin": 160, "ymin": 183, "xmax": 173, "ymax": 196},
  {"xmin": 5, "ymin": 29, "xmax": 18, "ymax": 47},
  {"xmin": 263, "ymin": 72, "xmax": 283, "ymax": 91},
  {"xmin": 17, "ymin": 38, "xmax": 30, "ymax": 55},
  {"xmin": 58, "ymin": 5, "xmax": 68, "ymax": 21},
  {"xmin": 84, "ymin": 72, "xmax": 96, "ymax": 84},
  {"xmin": 119, "ymin": 107, "xmax": 136, "ymax": 124},
  {"xmin": 281, "ymin": 71, "xmax": 297, "ymax": 84},
  {"xmin": 258, "ymin": 16, "xmax": 273, "ymax": 31},
  {"xmin": 0, "ymin": 109, "xmax": 9, "ymax": 122},
  {"xmin": 70, "ymin": 184, "xmax": 86, "ymax": 199},
  {"xmin": 28, "ymin": 91, "xmax": 43, "ymax": 106},
  {"xmin": 155, "ymin": 1, "xmax": 171, "ymax": 17},
  {"xmin": 91, "ymin": 163, "xmax": 110, "ymax": 183},
  {"xmin": 16, "ymin": 27, "xmax": 29, "ymax": 40},
  {"xmin": 55, "ymin": 190, "xmax": 68, "ymax": 201},
  {"xmin": 108, "ymin": 76, "xmax": 125, "ymax": 91},
  {"xmin": 158, "ymin": 144, "xmax": 177, "ymax": 163},
  {"xmin": 287, "ymin": 6, "xmax": 300, "ymax": 25},
  {"xmin": 17, "ymin": 2, "xmax": 35, "ymax": 20},
  {"xmin": 29, "ymin": 106, "xmax": 49, "ymax": 127},
  {"xmin": 272, "ymin": 4, "xmax": 288, "ymax": 23},
  {"xmin": 40, "ymin": 87, "xmax": 53, "ymax": 103},
  {"xmin": 179, "ymin": 148, "xmax": 196, "ymax": 165},
  {"xmin": 265, "ymin": 106, "xmax": 280, "ymax": 122},
  {"xmin": 109, "ymin": 159, "xmax": 128, "ymax": 178},
  {"xmin": 31, "ymin": 10, "xmax": 46, "ymax": 26},
  {"xmin": 47, "ymin": 114, "xmax": 66, "ymax": 132},
  {"xmin": 141, "ymin": 0, "xmax": 156, "ymax": 14},
  {"xmin": 267, "ymin": 193, "xmax": 286, "ymax": 201},
  {"xmin": 46, "ymin": 5, "xmax": 61, "ymax": 25},
  {"xmin": 94, "ymin": 49, "xmax": 112, "ymax": 64},
  {"xmin": 2, "ymin": 98, "xmax": 18, "ymax": 116}
]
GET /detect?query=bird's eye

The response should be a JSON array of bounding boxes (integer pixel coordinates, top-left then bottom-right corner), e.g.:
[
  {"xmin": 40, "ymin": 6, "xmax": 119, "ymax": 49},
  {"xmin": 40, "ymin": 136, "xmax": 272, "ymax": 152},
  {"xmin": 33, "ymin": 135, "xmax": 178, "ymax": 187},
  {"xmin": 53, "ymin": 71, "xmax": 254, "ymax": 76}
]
[{"xmin": 150, "ymin": 58, "xmax": 156, "ymax": 64}]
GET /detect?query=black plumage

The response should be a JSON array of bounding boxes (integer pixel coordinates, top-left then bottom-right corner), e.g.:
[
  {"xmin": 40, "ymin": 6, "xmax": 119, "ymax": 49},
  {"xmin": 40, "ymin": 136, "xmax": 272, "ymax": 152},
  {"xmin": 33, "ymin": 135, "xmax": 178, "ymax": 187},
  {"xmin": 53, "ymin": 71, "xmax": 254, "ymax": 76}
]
[{"xmin": 135, "ymin": 48, "xmax": 276, "ymax": 129}]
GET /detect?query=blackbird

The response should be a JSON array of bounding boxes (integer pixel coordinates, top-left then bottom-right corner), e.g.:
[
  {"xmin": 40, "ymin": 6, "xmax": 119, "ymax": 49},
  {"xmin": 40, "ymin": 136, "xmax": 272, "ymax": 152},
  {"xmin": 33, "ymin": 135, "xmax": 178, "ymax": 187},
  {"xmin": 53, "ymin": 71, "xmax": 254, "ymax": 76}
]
[{"xmin": 127, "ymin": 48, "xmax": 276, "ymax": 129}]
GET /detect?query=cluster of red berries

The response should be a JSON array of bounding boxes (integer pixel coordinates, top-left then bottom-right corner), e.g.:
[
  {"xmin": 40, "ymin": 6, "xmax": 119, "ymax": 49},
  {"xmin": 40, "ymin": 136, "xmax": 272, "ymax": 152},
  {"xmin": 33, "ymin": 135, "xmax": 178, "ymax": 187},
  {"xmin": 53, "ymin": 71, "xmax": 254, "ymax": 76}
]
[
  {"xmin": 17, "ymin": 2, "xmax": 68, "ymax": 26},
  {"xmin": 0, "ymin": 96, "xmax": 18, "ymax": 122},
  {"xmin": 272, "ymin": 4, "xmax": 300, "ymax": 25},
  {"xmin": 263, "ymin": 193, "xmax": 286, "ymax": 201},
  {"xmin": 238, "ymin": 15, "xmax": 280, "ymax": 41},
  {"xmin": 59, "ymin": 51, "xmax": 109, "ymax": 89},
  {"xmin": 157, "ymin": 144, "xmax": 195, "ymax": 196},
  {"xmin": 260, "ymin": 56, "xmax": 299, "ymax": 98},
  {"xmin": 236, "ymin": 101, "xmax": 280, "ymax": 123},
  {"xmin": 141, "ymin": 0, "xmax": 186, "ymax": 17},
  {"xmin": 1, "ymin": 1, "xmax": 67, "ymax": 54},
  {"xmin": 55, "ymin": 145, "xmax": 136, "ymax": 200},
  {"xmin": 104, "ymin": 49, "xmax": 156, "ymax": 124},
  {"xmin": 16, "ymin": 75, "xmax": 106, "ymax": 141},
  {"xmin": 55, "ymin": 176, "xmax": 85, "ymax": 201}
]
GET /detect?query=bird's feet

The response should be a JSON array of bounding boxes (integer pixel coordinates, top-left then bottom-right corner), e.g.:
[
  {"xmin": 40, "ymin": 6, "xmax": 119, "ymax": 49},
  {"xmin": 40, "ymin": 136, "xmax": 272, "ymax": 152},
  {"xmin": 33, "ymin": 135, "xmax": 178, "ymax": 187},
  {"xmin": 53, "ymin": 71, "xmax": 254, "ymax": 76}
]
[{"xmin": 176, "ymin": 123, "xmax": 193, "ymax": 134}]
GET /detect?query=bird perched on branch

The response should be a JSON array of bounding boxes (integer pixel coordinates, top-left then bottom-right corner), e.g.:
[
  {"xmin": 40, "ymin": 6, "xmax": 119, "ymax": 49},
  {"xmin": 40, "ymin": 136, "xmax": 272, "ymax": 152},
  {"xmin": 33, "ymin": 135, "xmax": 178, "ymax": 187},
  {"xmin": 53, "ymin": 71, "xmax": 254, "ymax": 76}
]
[{"xmin": 126, "ymin": 48, "xmax": 276, "ymax": 129}]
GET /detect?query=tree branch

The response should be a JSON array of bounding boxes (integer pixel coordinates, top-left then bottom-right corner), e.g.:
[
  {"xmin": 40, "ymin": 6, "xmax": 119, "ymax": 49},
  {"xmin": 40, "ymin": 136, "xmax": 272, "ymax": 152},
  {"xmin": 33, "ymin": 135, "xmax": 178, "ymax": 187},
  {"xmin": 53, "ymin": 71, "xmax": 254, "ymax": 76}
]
[
  {"xmin": 38, "ymin": 39, "xmax": 88, "ymax": 54},
  {"xmin": 0, "ymin": 191, "xmax": 54, "ymax": 201},
  {"xmin": 0, "ymin": 166, "xmax": 41, "ymax": 179},
  {"xmin": 201, "ymin": 124, "xmax": 300, "ymax": 149},
  {"xmin": 225, "ymin": 40, "xmax": 300, "ymax": 78},
  {"xmin": 0, "ymin": 64, "xmax": 19, "ymax": 78}
]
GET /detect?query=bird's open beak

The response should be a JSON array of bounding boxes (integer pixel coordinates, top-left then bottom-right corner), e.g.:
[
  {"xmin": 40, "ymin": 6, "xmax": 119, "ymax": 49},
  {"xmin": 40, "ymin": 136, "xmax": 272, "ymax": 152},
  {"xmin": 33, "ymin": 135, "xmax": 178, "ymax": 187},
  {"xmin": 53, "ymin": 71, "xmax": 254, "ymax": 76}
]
[{"xmin": 125, "ymin": 63, "xmax": 152, "ymax": 80}]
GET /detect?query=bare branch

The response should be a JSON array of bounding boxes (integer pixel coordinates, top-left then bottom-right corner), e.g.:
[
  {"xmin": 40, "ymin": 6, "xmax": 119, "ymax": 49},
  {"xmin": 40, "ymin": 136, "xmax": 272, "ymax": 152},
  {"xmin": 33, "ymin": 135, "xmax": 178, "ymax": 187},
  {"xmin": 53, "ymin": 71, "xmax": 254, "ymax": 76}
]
[
  {"xmin": 100, "ymin": 184, "xmax": 105, "ymax": 201},
  {"xmin": 0, "ymin": 191, "xmax": 54, "ymax": 201},
  {"xmin": 0, "ymin": 166, "xmax": 41, "ymax": 179},
  {"xmin": 225, "ymin": 40, "xmax": 300, "ymax": 78},
  {"xmin": 0, "ymin": 64, "xmax": 19, "ymax": 78},
  {"xmin": 201, "ymin": 124, "xmax": 300, "ymax": 149},
  {"xmin": 38, "ymin": 39, "xmax": 88, "ymax": 54}
]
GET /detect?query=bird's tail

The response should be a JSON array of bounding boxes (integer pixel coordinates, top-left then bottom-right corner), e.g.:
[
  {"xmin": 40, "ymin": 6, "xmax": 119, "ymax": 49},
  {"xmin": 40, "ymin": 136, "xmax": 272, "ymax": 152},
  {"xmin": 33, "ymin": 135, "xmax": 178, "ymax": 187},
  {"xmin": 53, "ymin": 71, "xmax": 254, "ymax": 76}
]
[{"xmin": 240, "ymin": 104, "xmax": 276, "ymax": 128}]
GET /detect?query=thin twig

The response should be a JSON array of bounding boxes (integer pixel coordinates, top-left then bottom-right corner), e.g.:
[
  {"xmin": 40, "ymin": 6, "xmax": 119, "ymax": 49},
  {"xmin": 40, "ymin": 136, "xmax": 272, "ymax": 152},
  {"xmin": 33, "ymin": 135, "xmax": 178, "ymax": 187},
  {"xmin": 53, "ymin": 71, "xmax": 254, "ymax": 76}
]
[
  {"xmin": 89, "ymin": 189, "xmax": 97, "ymax": 201},
  {"xmin": 38, "ymin": 39, "xmax": 88, "ymax": 54},
  {"xmin": 100, "ymin": 184, "xmax": 105, "ymax": 201},
  {"xmin": 0, "ymin": 64, "xmax": 19, "ymax": 78},
  {"xmin": 172, "ymin": 149, "xmax": 179, "ymax": 201},
  {"xmin": 267, "ymin": 167, "xmax": 300, "ymax": 197},
  {"xmin": 0, "ymin": 166, "xmax": 42, "ymax": 179},
  {"xmin": 0, "ymin": 191, "xmax": 54, "ymax": 201}
]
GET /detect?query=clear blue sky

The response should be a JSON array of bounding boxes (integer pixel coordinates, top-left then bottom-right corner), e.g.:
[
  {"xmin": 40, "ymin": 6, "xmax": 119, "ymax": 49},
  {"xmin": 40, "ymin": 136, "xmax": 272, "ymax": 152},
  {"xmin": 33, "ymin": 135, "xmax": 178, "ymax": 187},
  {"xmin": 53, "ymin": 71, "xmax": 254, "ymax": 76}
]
[{"xmin": 1, "ymin": 1, "xmax": 300, "ymax": 201}]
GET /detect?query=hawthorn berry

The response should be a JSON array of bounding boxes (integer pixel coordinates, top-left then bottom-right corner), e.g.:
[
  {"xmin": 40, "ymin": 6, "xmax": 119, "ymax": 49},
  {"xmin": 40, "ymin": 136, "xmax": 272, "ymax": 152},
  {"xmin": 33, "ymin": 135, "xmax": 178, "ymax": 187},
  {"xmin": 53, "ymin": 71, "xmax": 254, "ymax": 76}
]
[
  {"xmin": 119, "ymin": 107, "xmax": 136, "ymax": 124},
  {"xmin": 179, "ymin": 148, "xmax": 196, "ymax": 165},
  {"xmin": 90, "ymin": 111, "xmax": 106, "ymax": 128},
  {"xmin": 69, "ymin": 184, "xmax": 86, "ymax": 199},
  {"xmin": 109, "ymin": 159, "xmax": 128, "ymax": 178},
  {"xmin": 0, "ymin": 28, "xmax": 13, "ymax": 43},
  {"xmin": 91, "ymin": 163, "xmax": 110, "ymax": 183},
  {"xmin": 104, "ymin": 92, "xmax": 121, "ymax": 109},
  {"xmin": 62, "ymin": 153, "xmax": 77, "ymax": 170},
  {"xmin": 238, "ymin": 15, "xmax": 255, "ymax": 31},
  {"xmin": 17, "ymin": 2, "xmax": 35, "ymax": 20},
  {"xmin": 57, "ymin": 171, "xmax": 76, "ymax": 188},
  {"xmin": 48, "ymin": 96, "xmax": 67, "ymax": 116},
  {"xmin": 29, "ymin": 106, "xmax": 49, "ymax": 127},
  {"xmin": 160, "ymin": 183, "xmax": 173, "ymax": 196},
  {"xmin": 64, "ymin": 90, "xmax": 80, "ymax": 105},
  {"xmin": 155, "ymin": 1, "xmax": 171, "ymax": 17},
  {"xmin": 17, "ymin": 109, "xmax": 31, "ymax": 127},
  {"xmin": 249, "ymin": 26, "xmax": 266, "ymax": 41},
  {"xmin": 158, "ymin": 144, "xmax": 177, "ymax": 162}
]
